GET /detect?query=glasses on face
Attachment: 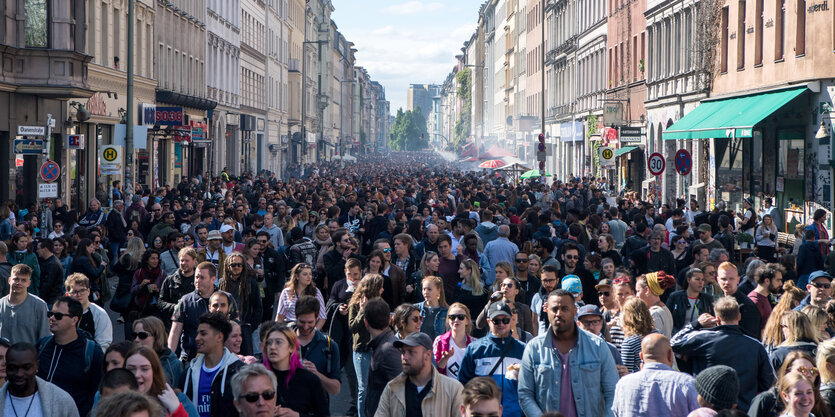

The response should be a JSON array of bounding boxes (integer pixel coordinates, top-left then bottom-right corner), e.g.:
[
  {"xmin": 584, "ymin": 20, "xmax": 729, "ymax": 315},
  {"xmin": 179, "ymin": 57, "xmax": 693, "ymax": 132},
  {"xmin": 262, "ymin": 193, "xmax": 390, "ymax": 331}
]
[
  {"xmin": 153, "ymin": 209, "xmax": 161, "ymax": 212},
  {"xmin": 47, "ymin": 311, "xmax": 74, "ymax": 320},
  {"xmin": 796, "ymin": 366, "xmax": 820, "ymax": 376},
  {"xmin": 491, "ymin": 317, "xmax": 511, "ymax": 325},
  {"xmin": 580, "ymin": 319, "xmax": 602, "ymax": 327},
  {"xmin": 258, "ymin": 239, "xmax": 269, "ymax": 245},
  {"xmin": 599, "ymin": 291, "xmax": 611, "ymax": 297},
  {"xmin": 813, "ymin": 282, "xmax": 832, "ymax": 289},
  {"xmin": 514, "ymin": 258, "xmax": 528, "ymax": 263},
  {"xmin": 134, "ymin": 331, "xmax": 150, "ymax": 340},
  {"xmin": 230, "ymin": 263, "xmax": 244, "ymax": 268},
  {"xmin": 501, "ymin": 282, "xmax": 514, "ymax": 288},
  {"xmin": 410, "ymin": 315, "xmax": 423, "ymax": 323},
  {"xmin": 565, "ymin": 255, "xmax": 579, "ymax": 260},
  {"xmin": 68, "ymin": 288, "xmax": 89, "ymax": 296},
  {"xmin": 448, "ymin": 314, "xmax": 467, "ymax": 322},
  {"xmin": 613, "ymin": 277, "xmax": 631, "ymax": 285},
  {"xmin": 382, "ymin": 248, "xmax": 392, "ymax": 253},
  {"xmin": 542, "ymin": 278, "xmax": 557, "ymax": 284},
  {"xmin": 240, "ymin": 391, "xmax": 277, "ymax": 403}
]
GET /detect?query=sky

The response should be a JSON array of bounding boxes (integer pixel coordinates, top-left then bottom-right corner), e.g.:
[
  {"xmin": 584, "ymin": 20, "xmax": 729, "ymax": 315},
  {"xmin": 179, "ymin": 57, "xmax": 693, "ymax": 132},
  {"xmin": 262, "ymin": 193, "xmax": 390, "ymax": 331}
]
[{"xmin": 331, "ymin": 0, "xmax": 485, "ymax": 113}]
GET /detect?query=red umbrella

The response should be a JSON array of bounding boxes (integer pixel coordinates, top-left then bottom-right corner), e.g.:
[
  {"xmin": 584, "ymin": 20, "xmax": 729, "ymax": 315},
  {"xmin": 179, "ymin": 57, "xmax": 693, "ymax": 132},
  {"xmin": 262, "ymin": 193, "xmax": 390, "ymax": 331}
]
[{"xmin": 479, "ymin": 159, "xmax": 506, "ymax": 169}]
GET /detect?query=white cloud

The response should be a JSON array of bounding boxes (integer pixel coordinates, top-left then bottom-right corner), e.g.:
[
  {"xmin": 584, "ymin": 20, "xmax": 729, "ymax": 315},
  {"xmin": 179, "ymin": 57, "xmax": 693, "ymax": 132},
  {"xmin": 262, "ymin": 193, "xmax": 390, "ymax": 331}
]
[{"xmin": 381, "ymin": 1, "xmax": 444, "ymax": 15}]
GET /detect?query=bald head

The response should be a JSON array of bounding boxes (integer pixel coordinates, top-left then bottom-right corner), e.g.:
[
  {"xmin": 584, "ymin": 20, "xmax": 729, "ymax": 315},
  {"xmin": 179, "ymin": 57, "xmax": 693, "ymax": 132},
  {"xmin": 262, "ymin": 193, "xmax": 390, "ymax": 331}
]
[
  {"xmin": 498, "ymin": 225, "xmax": 510, "ymax": 238},
  {"xmin": 640, "ymin": 333, "xmax": 673, "ymax": 366}
]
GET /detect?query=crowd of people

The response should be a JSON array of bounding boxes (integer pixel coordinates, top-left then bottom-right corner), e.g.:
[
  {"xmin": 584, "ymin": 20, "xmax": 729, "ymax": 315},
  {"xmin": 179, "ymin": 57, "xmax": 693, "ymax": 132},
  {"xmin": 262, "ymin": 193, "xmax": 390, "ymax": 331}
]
[{"xmin": 0, "ymin": 151, "xmax": 831, "ymax": 417}]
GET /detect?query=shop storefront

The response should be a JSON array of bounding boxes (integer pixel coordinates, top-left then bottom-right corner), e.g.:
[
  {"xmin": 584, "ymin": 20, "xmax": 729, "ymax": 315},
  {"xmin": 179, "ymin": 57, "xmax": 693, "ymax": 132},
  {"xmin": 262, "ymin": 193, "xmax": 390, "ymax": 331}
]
[
  {"xmin": 559, "ymin": 121, "xmax": 585, "ymax": 180},
  {"xmin": 664, "ymin": 85, "xmax": 814, "ymax": 228}
]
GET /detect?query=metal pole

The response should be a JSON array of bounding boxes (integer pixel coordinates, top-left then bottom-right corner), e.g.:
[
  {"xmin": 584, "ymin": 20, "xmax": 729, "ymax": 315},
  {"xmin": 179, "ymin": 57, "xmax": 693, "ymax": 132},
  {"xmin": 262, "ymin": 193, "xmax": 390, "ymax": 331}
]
[
  {"xmin": 126, "ymin": 0, "xmax": 135, "ymax": 196},
  {"xmin": 541, "ymin": 0, "xmax": 546, "ymax": 137}
]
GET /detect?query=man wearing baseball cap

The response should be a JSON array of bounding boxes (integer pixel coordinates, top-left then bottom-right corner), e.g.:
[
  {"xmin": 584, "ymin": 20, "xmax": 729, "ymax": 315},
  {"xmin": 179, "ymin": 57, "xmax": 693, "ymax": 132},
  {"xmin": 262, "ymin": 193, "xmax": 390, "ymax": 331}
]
[
  {"xmin": 458, "ymin": 301, "xmax": 526, "ymax": 417},
  {"xmin": 796, "ymin": 270, "xmax": 833, "ymax": 312},
  {"xmin": 199, "ymin": 230, "xmax": 226, "ymax": 272},
  {"xmin": 576, "ymin": 305, "xmax": 624, "ymax": 373},
  {"xmin": 375, "ymin": 332, "xmax": 464, "ymax": 417},
  {"xmin": 220, "ymin": 223, "xmax": 244, "ymax": 255}
]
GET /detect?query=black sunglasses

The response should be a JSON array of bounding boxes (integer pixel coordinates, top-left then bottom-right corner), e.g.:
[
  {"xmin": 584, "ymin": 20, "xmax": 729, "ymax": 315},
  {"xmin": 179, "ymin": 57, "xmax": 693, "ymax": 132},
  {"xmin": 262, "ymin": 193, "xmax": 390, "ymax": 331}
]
[
  {"xmin": 514, "ymin": 258, "xmax": 529, "ymax": 263},
  {"xmin": 599, "ymin": 291, "xmax": 611, "ymax": 297},
  {"xmin": 813, "ymin": 282, "xmax": 832, "ymax": 289},
  {"xmin": 230, "ymin": 263, "xmax": 244, "ymax": 268},
  {"xmin": 491, "ymin": 317, "xmax": 511, "ymax": 325},
  {"xmin": 240, "ymin": 391, "xmax": 277, "ymax": 403},
  {"xmin": 448, "ymin": 314, "xmax": 467, "ymax": 321},
  {"xmin": 134, "ymin": 331, "xmax": 150, "ymax": 340},
  {"xmin": 47, "ymin": 311, "xmax": 74, "ymax": 320}
]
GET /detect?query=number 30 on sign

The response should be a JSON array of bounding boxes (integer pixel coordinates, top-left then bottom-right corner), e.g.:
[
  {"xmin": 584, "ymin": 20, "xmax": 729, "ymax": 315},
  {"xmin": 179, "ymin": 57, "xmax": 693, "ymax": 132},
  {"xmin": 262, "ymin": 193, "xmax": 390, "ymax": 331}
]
[{"xmin": 648, "ymin": 152, "xmax": 665, "ymax": 176}]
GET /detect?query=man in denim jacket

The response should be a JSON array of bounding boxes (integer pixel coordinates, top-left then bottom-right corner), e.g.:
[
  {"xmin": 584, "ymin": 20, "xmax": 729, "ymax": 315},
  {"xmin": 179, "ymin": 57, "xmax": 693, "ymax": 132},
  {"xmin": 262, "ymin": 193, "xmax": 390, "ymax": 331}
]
[{"xmin": 518, "ymin": 289, "xmax": 619, "ymax": 417}]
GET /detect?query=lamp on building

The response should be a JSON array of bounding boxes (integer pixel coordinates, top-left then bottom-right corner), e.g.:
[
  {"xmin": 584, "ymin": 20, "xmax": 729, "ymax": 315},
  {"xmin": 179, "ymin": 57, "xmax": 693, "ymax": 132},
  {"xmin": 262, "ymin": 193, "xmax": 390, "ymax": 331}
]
[
  {"xmin": 69, "ymin": 101, "xmax": 90, "ymax": 123},
  {"xmin": 816, "ymin": 121, "xmax": 830, "ymax": 140}
]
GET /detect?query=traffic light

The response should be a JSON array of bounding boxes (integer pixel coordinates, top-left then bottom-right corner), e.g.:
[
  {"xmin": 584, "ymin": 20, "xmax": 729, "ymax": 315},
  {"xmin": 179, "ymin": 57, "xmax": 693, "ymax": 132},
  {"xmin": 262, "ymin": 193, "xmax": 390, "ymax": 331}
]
[{"xmin": 536, "ymin": 133, "xmax": 546, "ymax": 174}]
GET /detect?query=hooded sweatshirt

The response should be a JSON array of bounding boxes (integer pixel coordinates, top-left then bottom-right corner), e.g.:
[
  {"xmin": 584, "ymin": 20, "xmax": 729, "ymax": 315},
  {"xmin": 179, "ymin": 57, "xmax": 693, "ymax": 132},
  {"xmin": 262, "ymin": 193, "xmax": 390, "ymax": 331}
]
[
  {"xmin": 475, "ymin": 221, "xmax": 500, "ymax": 245},
  {"xmin": 36, "ymin": 330, "xmax": 103, "ymax": 417},
  {"xmin": 182, "ymin": 347, "xmax": 243, "ymax": 417}
]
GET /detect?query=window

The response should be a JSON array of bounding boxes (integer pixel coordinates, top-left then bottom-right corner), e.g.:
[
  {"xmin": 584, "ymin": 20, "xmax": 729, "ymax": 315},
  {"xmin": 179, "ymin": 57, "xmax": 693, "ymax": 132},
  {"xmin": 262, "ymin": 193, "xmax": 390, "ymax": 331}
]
[
  {"xmin": 25, "ymin": 0, "xmax": 48, "ymax": 47},
  {"xmin": 737, "ymin": 0, "xmax": 746, "ymax": 69},
  {"xmin": 755, "ymin": 0, "xmax": 763, "ymax": 65},
  {"xmin": 776, "ymin": 0, "xmax": 785, "ymax": 59},
  {"xmin": 721, "ymin": 7, "xmax": 729, "ymax": 72},
  {"xmin": 796, "ymin": 0, "xmax": 805, "ymax": 55}
]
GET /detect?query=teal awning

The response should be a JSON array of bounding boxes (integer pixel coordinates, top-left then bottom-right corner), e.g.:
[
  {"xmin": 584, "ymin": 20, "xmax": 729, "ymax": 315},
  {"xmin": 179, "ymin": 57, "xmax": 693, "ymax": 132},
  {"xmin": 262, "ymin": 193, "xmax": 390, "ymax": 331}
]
[
  {"xmin": 664, "ymin": 87, "xmax": 807, "ymax": 140},
  {"xmin": 614, "ymin": 146, "xmax": 639, "ymax": 157}
]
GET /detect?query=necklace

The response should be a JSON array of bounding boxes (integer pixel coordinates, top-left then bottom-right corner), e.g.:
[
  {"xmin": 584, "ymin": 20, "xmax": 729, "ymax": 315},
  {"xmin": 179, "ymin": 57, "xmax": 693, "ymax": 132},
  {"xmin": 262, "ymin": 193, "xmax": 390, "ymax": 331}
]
[{"xmin": 9, "ymin": 391, "xmax": 36, "ymax": 417}]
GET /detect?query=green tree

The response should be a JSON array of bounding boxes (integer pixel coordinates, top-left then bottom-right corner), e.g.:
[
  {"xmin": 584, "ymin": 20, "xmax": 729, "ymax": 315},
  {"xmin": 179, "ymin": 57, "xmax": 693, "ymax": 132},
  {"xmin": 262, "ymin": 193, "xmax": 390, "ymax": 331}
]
[
  {"xmin": 389, "ymin": 107, "xmax": 428, "ymax": 150},
  {"xmin": 453, "ymin": 68, "xmax": 472, "ymax": 149}
]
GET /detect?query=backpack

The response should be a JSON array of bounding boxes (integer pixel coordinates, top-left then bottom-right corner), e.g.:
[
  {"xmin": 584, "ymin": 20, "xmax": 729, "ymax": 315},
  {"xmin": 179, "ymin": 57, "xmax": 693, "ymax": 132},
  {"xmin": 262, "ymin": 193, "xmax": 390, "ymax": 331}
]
[
  {"xmin": 37, "ymin": 335, "xmax": 98, "ymax": 374},
  {"xmin": 128, "ymin": 207, "xmax": 143, "ymax": 226}
]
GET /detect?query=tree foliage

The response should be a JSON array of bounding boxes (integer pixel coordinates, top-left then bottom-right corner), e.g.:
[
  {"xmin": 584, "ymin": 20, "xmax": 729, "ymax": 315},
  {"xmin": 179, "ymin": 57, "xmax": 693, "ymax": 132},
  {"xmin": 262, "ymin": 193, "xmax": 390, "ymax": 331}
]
[
  {"xmin": 453, "ymin": 68, "xmax": 472, "ymax": 149},
  {"xmin": 389, "ymin": 107, "xmax": 429, "ymax": 151}
]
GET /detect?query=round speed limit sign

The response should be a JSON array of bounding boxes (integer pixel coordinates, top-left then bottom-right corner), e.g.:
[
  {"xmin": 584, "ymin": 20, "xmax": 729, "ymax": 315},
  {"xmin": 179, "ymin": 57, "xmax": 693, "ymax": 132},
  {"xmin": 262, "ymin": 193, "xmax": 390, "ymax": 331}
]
[{"xmin": 648, "ymin": 152, "xmax": 665, "ymax": 176}]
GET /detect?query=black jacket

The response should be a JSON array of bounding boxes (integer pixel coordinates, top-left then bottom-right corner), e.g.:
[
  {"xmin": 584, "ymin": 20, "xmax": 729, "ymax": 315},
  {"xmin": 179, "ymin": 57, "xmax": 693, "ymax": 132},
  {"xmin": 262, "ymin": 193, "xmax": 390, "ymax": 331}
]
[
  {"xmin": 366, "ymin": 329, "xmax": 403, "ymax": 417},
  {"xmin": 37, "ymin": 330, "xmax": 103, "ymax": 417},
  {"xmin": 106, "ymin": 209, "xmax": 128, "ymax": 244},
  {"xmin": 671, "ymin": 323, "xmax": 775, "ymax": 411},
  {"xmin": 159, "ymin": 269, "xmax": 196, "ymax": 322},
  {"xmin": 38, "ymin": 254, "xmax": 65, "ymax": 305},
  {"xmin": 620, "ymin": 234, "xmax": 647, "ymax": 261},
  {"xmin": 731, "ymin": 289, "xmax": 763, "ymax": 340},
  {"xmin": 667, "ymin": 290, "xmax": 714, "ymax": 335}
]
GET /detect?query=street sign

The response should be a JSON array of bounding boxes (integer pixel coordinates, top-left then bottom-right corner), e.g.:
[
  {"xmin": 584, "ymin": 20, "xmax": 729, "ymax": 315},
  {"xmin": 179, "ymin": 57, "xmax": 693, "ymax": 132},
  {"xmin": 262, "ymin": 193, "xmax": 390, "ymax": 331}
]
[
  {"xmin": 100, "ymin": 145, "xmax": 123, "ymax": 175},
  {"xmin": 40, "ymin": 161, "xmax": 60, "ymax": 183},
  {"xmin": 600, "ymin": 147, "xmax": 615, "ymax": 166},
  {"xmin": 603, "ymin": 102, "xmax": 624, "ymax": 126},
  {"xmin": 648, "ymin": 152, "xmax": 665, "ymax": 176},
  {"xmin": 38, "ymin": 183, "xmax": 58, "ymax": 199},
  {"xmin": 17, "ymin": 126, "xmax": 45, "ymax": 136},
  {"xmin": 674, "ymin": 149, "xmax": 692, "ymax": 176},
  {"xmin": 13, "ymin": 139, "xmax": 43, "ymax": 155},
  {"xmin": 67, "ymin": 134, "xmax": 84, "ymax": 149},
  {"xmin": 620, "ymin": 126, "xmax": 643, "ymax": 143}
]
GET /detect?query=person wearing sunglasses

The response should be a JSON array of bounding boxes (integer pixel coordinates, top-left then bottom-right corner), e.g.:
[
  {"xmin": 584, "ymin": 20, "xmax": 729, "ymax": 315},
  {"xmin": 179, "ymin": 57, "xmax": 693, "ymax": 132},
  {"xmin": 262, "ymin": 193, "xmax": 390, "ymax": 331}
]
[
  {"xmin": 132, "ymin": 316, "xmax": 183, "ymax": 386},
  {"xmin": 125, "ymin": 345, "xmax": 198, "ymax": 417},
  {"xmin": 230, "ymin": 363, "xmax": 279, "ymax": 417},
  {"xmin": 434, "ymin": 302, "xmax": 474, "ymax": 379},
  {"xmin": 559, "ymin": 243, "xmax": 597, "ymax": 307},
  {"xmin": 750, "ymin": 351, "xmax": 828, "ymax": 417},
  {"xmin": 459, "ymin": 301, "xmax": 526, "ymax": 417},
  {"xmin": 37, "ymin": 296, "xmax": 104, "ymax": 417}
]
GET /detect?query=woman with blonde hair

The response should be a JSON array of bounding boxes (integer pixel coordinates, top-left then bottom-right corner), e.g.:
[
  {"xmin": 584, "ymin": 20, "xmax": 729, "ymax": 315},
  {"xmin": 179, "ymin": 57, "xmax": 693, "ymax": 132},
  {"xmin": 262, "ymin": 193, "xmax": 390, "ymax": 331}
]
[
  {"xmin": 802, "ymin": 305, "xmax": 830, "ymax": 343},
  {"xmin": 416, "ymin": 275, "xmax": 449, "ymax": 340},
  {"xmin": 763, "ymin": 281, "xmax": 809, "ymax": 348},
  {"xmin": 451, "ymin": 259, "xmax": 489, "ymax": 337},
  {"xmin": 619, "ymin": 297, "xmax": 659, "ymax": 373},
  {"xmin": 347, "ymin": 274, "xmax": 385, "ymax": 417},
  {"xmin": 750, "ymin": 351, "xmax": 831, "ymax": 417},
  {"xmin": 770, "ymin": 310, "xmax": 820, "ymax": 371},
  {"xmin": 432, "ymin": 302, "xmax": 473, "ymax": 379},
  {"xmin": 276, "ymin": 263, "xmax": 326, "ymax": 327},
  {"xmin": 406, "ymin": 251, "xmax": 440, "ymax": 303},
  {"xmin": 817, "ymin": 338, "xmax": 835, "ymax": 414}
]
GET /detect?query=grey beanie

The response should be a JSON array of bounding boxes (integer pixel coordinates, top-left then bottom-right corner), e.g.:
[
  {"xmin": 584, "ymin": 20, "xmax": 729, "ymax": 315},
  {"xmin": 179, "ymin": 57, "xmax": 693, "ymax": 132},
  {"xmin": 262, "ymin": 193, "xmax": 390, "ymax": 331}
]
[{"xmin": 695, "ymin": 365, "xmax": 739, "ymax": 409}]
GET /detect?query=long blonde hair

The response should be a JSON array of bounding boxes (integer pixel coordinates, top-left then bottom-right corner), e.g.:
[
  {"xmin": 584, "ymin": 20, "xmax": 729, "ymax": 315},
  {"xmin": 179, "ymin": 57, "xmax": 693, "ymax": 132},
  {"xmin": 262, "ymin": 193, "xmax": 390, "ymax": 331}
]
[
  {"xmin": 422, "ymin": 275, "xmax": 448, "ymax": 308},
  {"xmin": 460, "ymin": 259, "xmax": 484, "ymax": 296},
  {"xmin": 817, "ymin": 338, "xmax": 835, "ymax": 384},
  {"xmin": 780, "ymin": 310, "xmax": 818, "ymax": 346},
  {"xmin": 121, "ymin": 236, "xmax": 146, "ymax": 270},
  {"xmin": 763, "ymin": 281, "xmax": 808, "ymax": 345},
  {"xmin": 349, "ymin": 274, "xmax": 384, "ymax": 307},
  {"xmin": 802, "ymin": 305, "xmax": 829, "ymax": 343}
]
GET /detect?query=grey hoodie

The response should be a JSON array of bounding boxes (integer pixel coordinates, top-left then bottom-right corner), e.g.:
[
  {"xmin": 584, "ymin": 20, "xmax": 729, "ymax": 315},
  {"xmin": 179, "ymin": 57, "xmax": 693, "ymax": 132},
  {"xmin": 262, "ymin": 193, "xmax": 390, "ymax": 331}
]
[
  {"xmin": 475, "ymin": 221, "xmax": 499, "ymax": 245},
  {"xmin": 0, "ymin": 376, "xmax": 79, "ymax": 417}
]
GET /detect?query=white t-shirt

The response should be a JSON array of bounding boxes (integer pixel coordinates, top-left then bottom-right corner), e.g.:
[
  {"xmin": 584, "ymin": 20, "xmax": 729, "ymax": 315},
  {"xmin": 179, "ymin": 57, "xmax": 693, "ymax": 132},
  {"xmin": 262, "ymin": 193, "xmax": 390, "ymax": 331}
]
[
  {"xmin": 446, "ymin": 338, "xmax": 468, "ymax": 378},
  {"xmin": 4, "ymin": 392, "xmax": 43, "ymax": 417}
]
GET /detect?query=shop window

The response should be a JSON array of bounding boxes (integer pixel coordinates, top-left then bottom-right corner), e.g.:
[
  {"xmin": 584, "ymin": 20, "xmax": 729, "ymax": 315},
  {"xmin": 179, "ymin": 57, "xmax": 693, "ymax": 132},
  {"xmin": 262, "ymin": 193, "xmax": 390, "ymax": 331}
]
[
  {"xmin": 775, "ymin": 0, "xmax": 785, "ymax": 60},
  {"xmin": 721, "ymin": 7, "xmax": 729, "ymax": 72},
  {"xmin": 796, "ymin": 0, "xmax": 805, "ymax": 55},
  {"xmin": 715, "ymin": 137, "xmax": 744, "ymax": 208},
  {"xmin": 755, "ymin": 0, "xmax": 763, "ymax": 65},
  {"xmin": 778, "ymin": 135, "xmax": 805, "ymax": 209},
  {"xmin": 737, "ymin": 0, "xmax": 746, "ymax": 69},
  {"xmin": 25, "ymin": 0, "xmax": 48, "ymax": 47}
]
